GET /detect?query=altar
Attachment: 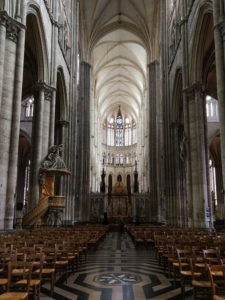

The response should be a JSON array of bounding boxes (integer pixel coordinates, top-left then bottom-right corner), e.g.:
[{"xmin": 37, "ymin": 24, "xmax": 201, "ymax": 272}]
[{"xmin": 107, "ymin": 181, "xmax": 132, "ymax": 221}]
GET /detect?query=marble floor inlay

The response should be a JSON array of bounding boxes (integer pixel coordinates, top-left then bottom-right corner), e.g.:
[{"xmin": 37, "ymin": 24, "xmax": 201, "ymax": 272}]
[
  {"xmin": 40, "ymin": 232, "xmax": 194, "ymax": 300},
  {"xmin": 94, "ymin": 273, "xmax": 142, "ymax": 286}
]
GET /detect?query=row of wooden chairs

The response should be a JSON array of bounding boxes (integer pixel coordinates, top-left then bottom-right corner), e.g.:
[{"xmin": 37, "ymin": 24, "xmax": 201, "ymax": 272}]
[
  {"xmin": 0, "ymin": 225, "xmax": 108, "ymax": 299},
  {"xmin": 126, "ymin": 225, "xmax": 225, "ymax": 299}
]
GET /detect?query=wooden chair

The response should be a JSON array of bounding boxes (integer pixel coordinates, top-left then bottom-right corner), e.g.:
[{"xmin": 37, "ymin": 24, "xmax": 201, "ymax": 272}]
[
  {"xmin": 36, "ymin": 248, "xmax": 55, "ymax": 296},
  {"xmin": 203, "ymin": 249, "xmax": 221, "ymax": 266},
  {"xmin": 191, "ymin": 259, "xmax": 211, "ymax": 300},
  {"xmin": 0, "ymin": 278, "xmax": 8, "ymax": 293},
  {"xmin": 177, "ymin": 250, "xmax": 202, "ymax": 298},
  {"xmin": 16, "ymin": 254, "xmax": 44, "ymax": 300},
  {"xmin": 192, "ymin": 246, "xmax": 205, "ymax": 270},
  {"xmin": 55, "ymin": 245, "xmax": 69, "ymax": 280},
  {"xmin": 62, "ymin": 242, "xmax": 78, "ymax": 273},
  {"xmin": 0, "ymin": 262, "xmax": 32, "ymax": 300},
  {"xmin": 208, "ymin": 264, "xmax": 225, "ymax": 299},
  {"xmin": 171, "ymin": 245, "xmax": 184, "ymax": 283}
]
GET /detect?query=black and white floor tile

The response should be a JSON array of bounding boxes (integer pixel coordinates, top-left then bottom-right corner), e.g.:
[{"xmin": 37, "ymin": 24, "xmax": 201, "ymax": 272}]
[{"xmin": 40, "ymin": 232, "xmax": 193, "ymax": 300}]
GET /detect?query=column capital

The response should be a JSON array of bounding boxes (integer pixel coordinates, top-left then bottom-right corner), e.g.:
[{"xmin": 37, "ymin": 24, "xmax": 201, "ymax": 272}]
[
  {"xmin": 0, "ymin": 11, "xmax": 25, "ymax": 43},
  {"xmin": 34, "ymin": 82, "xmax": 56, "ymax": 101},
  {"xmin": 183, "ymin": 82, "xmax": 205, "ymax": 99}
]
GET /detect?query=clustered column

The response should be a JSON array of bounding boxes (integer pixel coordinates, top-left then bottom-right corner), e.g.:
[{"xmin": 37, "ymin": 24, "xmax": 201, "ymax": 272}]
[
  {"xmin": 30, "ymin": 83, "xmax": 54, "ymax": 208},
  {"xmin": 213, "ymin": 0, "xmax": 225, "ymax": 215},
  {"xmin": 57, "ymin": 120, "xmax": 69, "ymax": 196},
  {"xmin": 184, "ymin": 83, "xmax": 211, "ymax": 228},
  {"xmin": 0, "ymin": 12, "xmax": 25, "ymax": 229},
  {"xmin": 76, "ymin": 61, "xmax": 91, "ymax": 222},
  {"xmin": 148, "ymin": 60, "xmax": 161, "ymax": 223}
]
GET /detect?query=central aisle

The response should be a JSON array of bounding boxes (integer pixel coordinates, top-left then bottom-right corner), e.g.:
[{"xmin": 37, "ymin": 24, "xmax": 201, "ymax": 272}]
[{"xmin": 41, "ymin": 232, "xmax": 193, "ymax": 300}]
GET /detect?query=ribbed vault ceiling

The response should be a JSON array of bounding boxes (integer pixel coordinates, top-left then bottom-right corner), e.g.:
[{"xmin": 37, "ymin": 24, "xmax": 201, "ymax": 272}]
[
  {"xmin": 80, "ymin": 0, "xmax": 160, "ymax": 121},
  {"xmin": 93, "ymin": 29, "xmax": 147, "ymax": 120}
]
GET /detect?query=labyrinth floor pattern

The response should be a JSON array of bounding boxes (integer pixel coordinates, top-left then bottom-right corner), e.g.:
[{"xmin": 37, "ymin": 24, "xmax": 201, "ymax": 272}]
[{"xmin": 40, "ymin": 232, "xmax": 193, "ymax": 300}]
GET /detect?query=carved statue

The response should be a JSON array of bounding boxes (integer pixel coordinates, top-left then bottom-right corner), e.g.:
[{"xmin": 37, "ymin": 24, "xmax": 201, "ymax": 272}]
[{"xmin": 40, "ymin": 144, "xmax": 66, "ymax": 171}]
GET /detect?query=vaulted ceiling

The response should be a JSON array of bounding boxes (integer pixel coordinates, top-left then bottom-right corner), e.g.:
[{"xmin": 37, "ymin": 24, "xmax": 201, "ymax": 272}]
[{"xmin": 79, "ymin": 0, "xmax": 160, "ymax": 121}]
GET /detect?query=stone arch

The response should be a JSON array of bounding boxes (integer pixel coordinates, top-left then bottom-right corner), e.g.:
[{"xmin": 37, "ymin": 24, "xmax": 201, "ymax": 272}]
[
  {"xmin": 56, "ymin": 66, "xmax": 68, "ymax": 118},
  {"xmin": 54, "ymin": 68, "xmax": 68, "ymax": 194},
  {"xmin": 26, "ymin": 2, "xmax": 50, "ymax": 83},
  {"xmin": 189, "ymin": 2, "xmax": 213, "ymax": 84},
  {"xmin": 117, "ymin": 174, "xmax": 122, "ymax": 182},
  {"xmin": 17, "ymin": 8, "xmax": 48, "ymax": 215}
]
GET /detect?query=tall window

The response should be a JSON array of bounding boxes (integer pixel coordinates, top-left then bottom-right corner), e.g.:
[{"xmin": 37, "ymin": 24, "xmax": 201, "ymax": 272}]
[
  {"xmin": 107, "ymin": 117, "xmax": 115, "ymax": 146},
  {"xmin": 23, "ymin": 96, "xmax": 34, "ymax": 118},
  {"xmin": 209, "ymin": 158, "xmax": 217, "ymax": 208},
  {"xmin": 105, "ymin": 107, "xmax": 137, "ymax": 147},
  {"xmin": 206, "ymin": 95, "xmax": 219, "ymax": 122},
  {"xmin": 23, "ymin": 159, "xmax": 31, "ymax": 210},
  {"xmin": 125, "ymin": 118, "xmax": 131, "ymax": 146},
  {"xmin": 133, "ymin": 121, "xmax": 137, "ymax": 144},
  {"xmin": 116, "ymin": 115, "xmax": 123, "ymax": 146}
]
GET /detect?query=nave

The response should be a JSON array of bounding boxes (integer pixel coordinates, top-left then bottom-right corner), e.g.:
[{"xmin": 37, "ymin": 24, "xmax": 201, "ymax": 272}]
[{"xmin": 40, "ymin": 232, "xmax": 191, "ymax": 300}]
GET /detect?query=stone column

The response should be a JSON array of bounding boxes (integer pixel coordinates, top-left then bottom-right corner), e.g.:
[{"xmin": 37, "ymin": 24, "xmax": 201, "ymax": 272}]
[
  {"xmin": 4, "ymin": 19, "xmax": 26, "ymax": 230},
  {"xmin": 184, "ymin": 83, "xmax": 211, "ymax": 228},
  {"xmin": 49, "ymin": 90, "xmax": 56, "ymax": 147},
  {"xmin": 0, "ymin": 12, "xmax": 7, "ymax": 113},
  {"xmin": 170, "ymin": 122, "xmax": 182, "ymax": 226},
  {"xmin": 42, "ymin": 86, "xmax": 54, "ymax": 159},
  {"xmin": 57, "ymin": 120, "xmax": 69, "ymax": 196},
  {"xmin": 30, "ymin": 83, "xmax": 49, "ymax": 207},
  {"xmin": 49, "ymin": 9, "xmax": 59, "ymax": 147},
  {"xmin": 0, "ymin": 16, "xmax": 22, "ymax": 229},
  {"xmin": 57, "ymin": 120, "xmax": 69, "ymax": 144},
  {"xmin": 170, "ymin": 122, "xmax": 188, "ymax": 227},
  {"xmin": 213, "ymin": 0, "xmax": 225, "ymax": 212},
  {"xmin": 76, "ymin": 61, "xmax": 91, "ymax": 222},
  {"xmin": 148, "ymin": 60, "xmax": 161, "ymax": 222}
]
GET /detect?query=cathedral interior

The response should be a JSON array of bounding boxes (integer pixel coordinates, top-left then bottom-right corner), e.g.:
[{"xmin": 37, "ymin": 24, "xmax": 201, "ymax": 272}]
[{"xmin": 0, "ymin": 0, "xmax": 225, "ymax": 299}]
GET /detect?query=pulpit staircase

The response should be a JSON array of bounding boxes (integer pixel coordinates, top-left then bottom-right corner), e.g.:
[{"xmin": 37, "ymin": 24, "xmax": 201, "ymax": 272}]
[
  {"xmin": 22, "ymin": 144, "xmax": 70, "ymax": 227},
  {"xmin": 22, "ymin": 196, "xmax": 65, "ymax": 226}
]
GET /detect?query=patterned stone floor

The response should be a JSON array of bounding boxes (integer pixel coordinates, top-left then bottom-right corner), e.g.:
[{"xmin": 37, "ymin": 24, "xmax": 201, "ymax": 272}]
[{"xmin": 40, "ymin": 232, "xmax": 193, "ymax": 300}]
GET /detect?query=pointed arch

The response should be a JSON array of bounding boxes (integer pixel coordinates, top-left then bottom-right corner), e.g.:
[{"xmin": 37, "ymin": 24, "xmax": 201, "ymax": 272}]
[
  {"xmin": 189, "ymin": 2, "xmax": 214, "ymax": 84},
  {"xmin": 26, "ymin": 2, "xmax": 50, "ymax": 83},
  {"xmin": 56, "ymin": 67, "xmax": 68, "ymax": 120}
]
